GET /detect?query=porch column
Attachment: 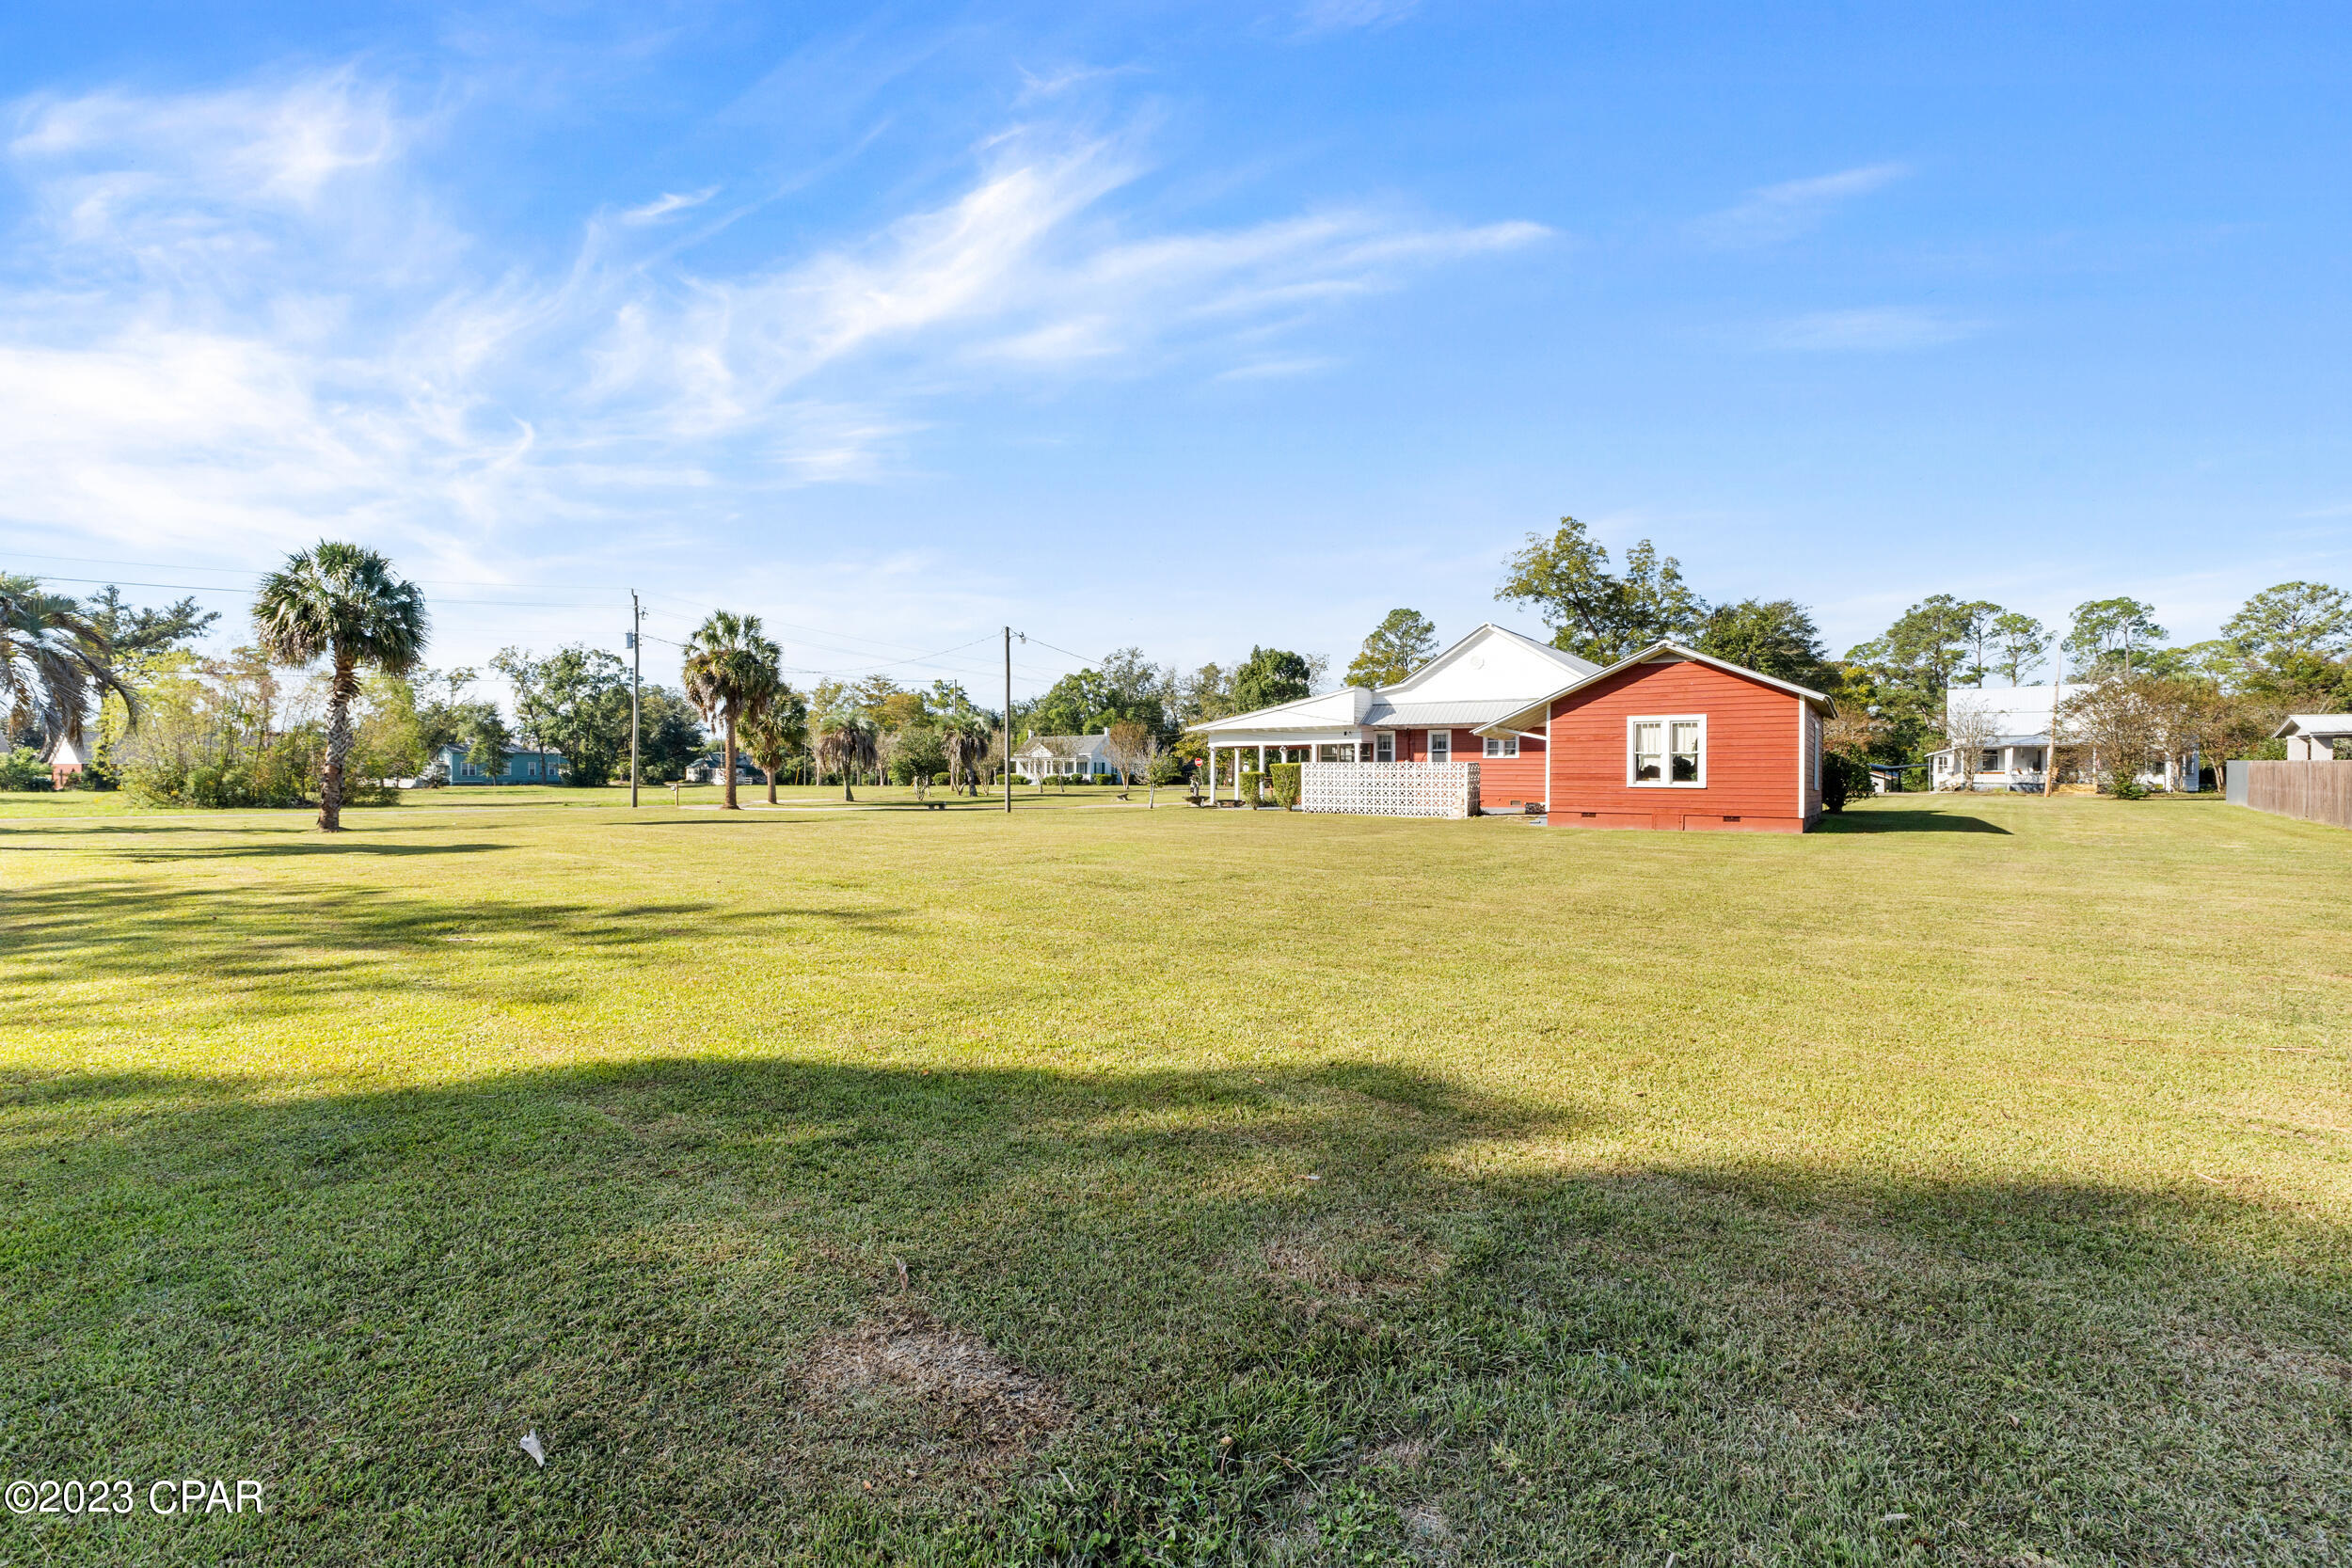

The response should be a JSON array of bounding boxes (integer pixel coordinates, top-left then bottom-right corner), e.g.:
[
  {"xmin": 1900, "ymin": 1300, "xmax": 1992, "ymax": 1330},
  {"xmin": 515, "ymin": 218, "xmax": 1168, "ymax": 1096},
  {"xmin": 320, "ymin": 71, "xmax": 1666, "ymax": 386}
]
[{"xmin": 1207, "ymin": 744, "xmax": 1217, "ymax": 802}]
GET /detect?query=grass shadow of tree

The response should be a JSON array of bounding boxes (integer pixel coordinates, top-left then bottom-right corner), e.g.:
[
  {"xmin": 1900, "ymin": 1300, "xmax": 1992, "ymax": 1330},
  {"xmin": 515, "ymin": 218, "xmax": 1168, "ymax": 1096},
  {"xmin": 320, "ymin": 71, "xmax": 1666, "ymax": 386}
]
[
  {"xmin": 0, "ymin": 1055, "xmax": 2344, "ymax": 1565},
  {"xmin": 0, "ymin": 880, "xmax": 736, "ymax": 1028},
  {"xmin": 1823, "ymin": 809, "xmax": 2013, "ymax": 834}
]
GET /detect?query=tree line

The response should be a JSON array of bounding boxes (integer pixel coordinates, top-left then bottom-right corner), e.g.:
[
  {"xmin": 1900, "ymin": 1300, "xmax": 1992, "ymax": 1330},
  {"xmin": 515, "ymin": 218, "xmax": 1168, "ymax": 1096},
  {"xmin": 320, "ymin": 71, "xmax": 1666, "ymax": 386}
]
[{"xmin": 12, "ymin": 533, "xmax": 2344, "ymax": 815}]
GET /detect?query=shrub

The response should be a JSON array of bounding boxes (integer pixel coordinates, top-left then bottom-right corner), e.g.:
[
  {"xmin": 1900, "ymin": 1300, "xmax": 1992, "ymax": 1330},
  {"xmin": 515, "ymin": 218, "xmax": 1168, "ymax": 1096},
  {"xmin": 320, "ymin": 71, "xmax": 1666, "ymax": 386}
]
[
  {"xmin": 2108, "ymin": 772, "xmax": 2149, "ymax": 800},
  {"xmin": 1239, "ymin": 770, "xmax": 1263, "ymax": 806},
  {"xmin": 1821, "ymin": 752, "xmax": 1870, "ymax": 814},
  {"xmin": 1149, "ymin": 749, "xmax": 1187, "ymax": 786},
  {"xmin": 0, "ymin": 747, "xmax": 52, "ymax": 791},
  {"xmin": 1267, "ymin": 762, "xmax": 1302, "ymax": 809}
]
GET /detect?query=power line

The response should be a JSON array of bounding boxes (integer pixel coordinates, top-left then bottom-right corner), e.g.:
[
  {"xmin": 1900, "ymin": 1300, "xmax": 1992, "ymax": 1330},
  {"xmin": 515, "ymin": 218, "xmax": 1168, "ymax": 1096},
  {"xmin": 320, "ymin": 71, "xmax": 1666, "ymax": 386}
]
[
  {"xmin": 1019, "ymin": 633, "xmax": 1116, "ymax": 668},
  {"xmin": 13, "ymin": 556, "xmax": 1089, "ymax": 684}
]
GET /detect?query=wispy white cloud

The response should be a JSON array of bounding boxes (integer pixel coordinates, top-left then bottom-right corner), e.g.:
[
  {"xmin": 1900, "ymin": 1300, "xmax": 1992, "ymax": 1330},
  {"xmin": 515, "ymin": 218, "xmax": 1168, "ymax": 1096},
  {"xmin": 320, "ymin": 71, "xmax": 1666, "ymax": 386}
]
[
  {"xmin": 1296, "ymin": 0, "xmax": 1421, "ymax": 36},
  {"xmin": 0, "ymin": 71, "xmax": 1545, "ymax": 585},
  {"xmin": 1766, "ymin": 307, "xmax": 1973, "ymax": 352},
  {"xmin": 1692, "ymin": 163, "xmax": 1908, "ymax": 248},
  {"xmin": 619, "ymin": 187, "xmax": 718, "ymax": 224},
  {"xmin": 1215, "ymin": 355, "xmax": 1339, "ymax": 381}
]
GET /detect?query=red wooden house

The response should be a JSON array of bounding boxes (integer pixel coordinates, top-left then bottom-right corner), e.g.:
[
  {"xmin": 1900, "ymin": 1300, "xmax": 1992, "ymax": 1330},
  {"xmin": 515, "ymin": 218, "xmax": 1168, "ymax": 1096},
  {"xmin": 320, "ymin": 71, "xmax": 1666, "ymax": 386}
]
[
  {"xmin": 1189, "ymin": 626, "xmax": 1831, "ymax": 831},
  {"xmin": 1484, "ymin": 641, "xmax": 1831, "ymax": 832}
]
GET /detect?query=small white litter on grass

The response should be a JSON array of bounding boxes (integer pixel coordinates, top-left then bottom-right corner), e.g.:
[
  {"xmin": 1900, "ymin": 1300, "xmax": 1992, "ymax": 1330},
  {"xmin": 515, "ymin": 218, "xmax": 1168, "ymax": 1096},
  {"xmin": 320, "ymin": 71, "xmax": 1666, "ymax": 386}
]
[
  {"xmin": 1881, "ymin": 1512, "xmax": 1910, "ymax": 1523},
  {"xmin": 519, "ymin": 1431, "xmax": 547, "ymax": 1466}
]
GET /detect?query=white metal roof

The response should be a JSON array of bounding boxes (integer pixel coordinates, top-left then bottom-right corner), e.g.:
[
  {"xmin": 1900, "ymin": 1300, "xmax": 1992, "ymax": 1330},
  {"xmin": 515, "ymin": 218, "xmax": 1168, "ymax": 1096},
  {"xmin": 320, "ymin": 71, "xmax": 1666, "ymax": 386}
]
[
  {"xmin": 1017, "ymin": 733, "xmax": 1114, "ymax": 755},
  {"xmin": 1186, "ymin": 624, "xmax": 1585, "ymax": 739},
  {"xmin": 2274, "ymin": 713, "xmax": 2352, "ymax": 739}
]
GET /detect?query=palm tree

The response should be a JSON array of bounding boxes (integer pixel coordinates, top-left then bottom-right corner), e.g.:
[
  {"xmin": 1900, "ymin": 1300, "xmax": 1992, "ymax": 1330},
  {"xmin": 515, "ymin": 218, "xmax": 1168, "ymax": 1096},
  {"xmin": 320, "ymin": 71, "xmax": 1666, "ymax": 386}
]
[
  {"xmin": 813, "ymin": 709, "xmax": 878, "ymax": 802},
  {"xmin": 2, "ymin": 575, "xmax": 137, "ymax": 756},
  {"xmin": 941, "ymin": 715, "xmax": 993, "ymax": 796},
  {"xmin": 681, "ymin": 610, "xmax": 782, "ymax": 811},
  {"xmin": 739, "ymin": 685, "xmax": 807, "ymax": 805},
  {"xmin": 250, "ymin": 543, "xmax": 428, "ymax": 832}
]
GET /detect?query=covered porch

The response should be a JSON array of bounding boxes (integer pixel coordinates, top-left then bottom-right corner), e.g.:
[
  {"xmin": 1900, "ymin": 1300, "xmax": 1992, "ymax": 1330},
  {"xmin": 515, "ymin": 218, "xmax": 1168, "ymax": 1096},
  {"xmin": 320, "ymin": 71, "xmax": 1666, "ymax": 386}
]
[{"xmin": 1198, "ymin": 730, "xmax": 1384, "ymax": 802}]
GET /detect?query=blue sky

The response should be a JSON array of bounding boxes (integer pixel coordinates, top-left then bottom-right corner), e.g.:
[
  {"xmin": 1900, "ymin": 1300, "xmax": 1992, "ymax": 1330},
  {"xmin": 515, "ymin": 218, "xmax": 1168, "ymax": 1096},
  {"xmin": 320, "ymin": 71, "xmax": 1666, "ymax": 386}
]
[{"xmin": 3, "ymin": 3, "xmax": 2347, "ymax": 699}]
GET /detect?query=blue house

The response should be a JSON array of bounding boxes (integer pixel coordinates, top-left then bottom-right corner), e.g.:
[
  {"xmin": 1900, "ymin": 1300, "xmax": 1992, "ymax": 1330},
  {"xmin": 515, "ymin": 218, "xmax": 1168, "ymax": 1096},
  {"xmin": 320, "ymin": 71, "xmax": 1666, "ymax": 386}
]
[{"xmin": 437, "ymin": 744, "xmax": 566, "ymax": 784}]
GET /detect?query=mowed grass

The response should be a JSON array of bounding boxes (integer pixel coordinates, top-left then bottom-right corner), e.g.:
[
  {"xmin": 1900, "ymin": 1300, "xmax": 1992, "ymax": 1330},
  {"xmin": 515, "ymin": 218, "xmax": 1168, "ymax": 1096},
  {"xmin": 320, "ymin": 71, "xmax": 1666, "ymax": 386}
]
[{"xmin": 1, "ymin": 792, "xmax": 2347, "ymax": 1565}]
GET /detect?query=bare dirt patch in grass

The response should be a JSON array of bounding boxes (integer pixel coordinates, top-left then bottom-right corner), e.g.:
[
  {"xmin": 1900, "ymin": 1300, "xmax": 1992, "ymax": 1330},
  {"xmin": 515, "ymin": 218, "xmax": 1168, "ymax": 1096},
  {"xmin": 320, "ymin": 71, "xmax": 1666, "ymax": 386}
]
[{"xmin": 804, "ymin": 1306, "xmax": 1068, "ymax": 1454}]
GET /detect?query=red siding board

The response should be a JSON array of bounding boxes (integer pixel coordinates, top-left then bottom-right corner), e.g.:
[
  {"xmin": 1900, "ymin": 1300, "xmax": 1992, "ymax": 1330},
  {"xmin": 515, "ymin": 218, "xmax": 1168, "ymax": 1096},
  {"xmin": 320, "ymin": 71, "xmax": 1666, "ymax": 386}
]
[
  {"xmin": 1546, "ymin": 659, "xmax": 1814, "ymax": 832},
  {"xmin": 1397, "ymin": 726, "xmax": 1547, "ymax": 805}
]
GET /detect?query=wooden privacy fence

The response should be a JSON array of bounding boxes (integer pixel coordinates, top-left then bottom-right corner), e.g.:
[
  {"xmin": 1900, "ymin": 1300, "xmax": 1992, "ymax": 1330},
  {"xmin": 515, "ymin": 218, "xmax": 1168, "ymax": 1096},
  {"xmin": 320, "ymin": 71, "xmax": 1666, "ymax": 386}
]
[{"xmin": 2237, "ymin": 760, "xmax": 2352, "ymax": 829}]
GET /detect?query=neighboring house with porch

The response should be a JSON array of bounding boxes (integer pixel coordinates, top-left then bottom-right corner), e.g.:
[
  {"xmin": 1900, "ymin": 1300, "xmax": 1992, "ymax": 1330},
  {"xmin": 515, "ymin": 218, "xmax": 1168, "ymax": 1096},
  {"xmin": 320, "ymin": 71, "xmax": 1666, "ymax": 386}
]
[
  {"xmin": 1926, "ymin": 686, "xmax": 2070, "ymax": 791},
  {"xmin": 2273, "ymin": 713, "xmax": 2352, "ymax": 761},
  {"xmin": 1189, "ymin": 624, "xmax": 1834, "ymax": 831},
  {"xmin": 42, "ymin": 733, "xmax": 92, "ymax": 790},
  {"xmin": 1928, "ymin": 685, "xmax": 2194, "ymax": 790},
  {"xmin": 437, "ymin": 744, "xmax": 567, "ymax": 784},
  {"xmin": 1013, "ymin": 731, "xmax": 1118, "ymax": 783}
]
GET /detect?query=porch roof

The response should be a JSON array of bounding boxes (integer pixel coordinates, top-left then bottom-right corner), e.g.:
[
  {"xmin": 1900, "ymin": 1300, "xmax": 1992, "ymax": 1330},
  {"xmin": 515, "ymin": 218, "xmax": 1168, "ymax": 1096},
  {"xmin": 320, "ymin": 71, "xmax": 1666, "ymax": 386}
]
[{"xmin": 2274, "ymin": 713, "xmax": 2352, "ymax": 740}]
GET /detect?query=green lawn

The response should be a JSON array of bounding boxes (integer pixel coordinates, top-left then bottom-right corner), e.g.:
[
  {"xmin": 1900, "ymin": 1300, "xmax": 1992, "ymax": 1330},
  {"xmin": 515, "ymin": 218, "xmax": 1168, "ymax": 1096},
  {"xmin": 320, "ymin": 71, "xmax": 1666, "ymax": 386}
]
[{"xmin": 2, "ymin": 793, "xmax": 2346, "ymax": 1564}]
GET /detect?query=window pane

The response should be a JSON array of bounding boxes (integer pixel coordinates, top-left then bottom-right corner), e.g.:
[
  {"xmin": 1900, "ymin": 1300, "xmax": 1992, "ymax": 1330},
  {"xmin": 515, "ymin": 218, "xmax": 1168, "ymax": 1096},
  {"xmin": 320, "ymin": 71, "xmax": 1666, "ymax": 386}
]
[
  {"xmin": 1631, "ymin": 721, "xmax": 1661, "ymax": 782},
  {"xmin": 1670, "ymin": 721, "xmax": 1701, "ymax": 783}
]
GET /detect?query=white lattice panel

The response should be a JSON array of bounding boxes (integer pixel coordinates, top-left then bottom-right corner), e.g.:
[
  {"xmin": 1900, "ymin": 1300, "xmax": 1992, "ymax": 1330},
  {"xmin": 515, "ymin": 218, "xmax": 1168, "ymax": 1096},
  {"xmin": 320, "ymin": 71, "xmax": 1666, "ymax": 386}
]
[{"xmin": 1299, "ymin": 762, "xmax": 1481, "ymax": 818}]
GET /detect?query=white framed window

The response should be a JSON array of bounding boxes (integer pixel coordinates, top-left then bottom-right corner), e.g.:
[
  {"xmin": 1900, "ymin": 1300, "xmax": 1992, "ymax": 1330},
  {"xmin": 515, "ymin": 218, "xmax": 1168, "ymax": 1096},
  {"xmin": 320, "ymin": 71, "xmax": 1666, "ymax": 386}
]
[
  {"xmin": 1629, "ymin": 715, "xmax": 1705, "ymax": 787},
  {"xmin": 1427, "ymin": 730, "xmax": 1450, "ymax": 763},
  {"xmin": 1375, "ymin": 732, "xmax": 1394, "ymax": 762},
  {"xmin": 1483, "ymin": 735, "xmax": 1518, "ymax": 758}
]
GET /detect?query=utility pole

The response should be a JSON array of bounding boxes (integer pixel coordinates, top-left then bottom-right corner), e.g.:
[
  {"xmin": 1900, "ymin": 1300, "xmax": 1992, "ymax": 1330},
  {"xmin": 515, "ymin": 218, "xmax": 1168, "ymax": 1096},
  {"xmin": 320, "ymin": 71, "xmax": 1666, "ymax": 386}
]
[
  {"xmin": 2043, "ymin": 638, "xmax": 2062, "ymax": 799},
  {"xmin": 628, "ymin": 592, "xmax": 643, "ymax": 808},
  {"xmin": 1003, "ymin": 626, "xmax": 1014, "ymax": 814}
]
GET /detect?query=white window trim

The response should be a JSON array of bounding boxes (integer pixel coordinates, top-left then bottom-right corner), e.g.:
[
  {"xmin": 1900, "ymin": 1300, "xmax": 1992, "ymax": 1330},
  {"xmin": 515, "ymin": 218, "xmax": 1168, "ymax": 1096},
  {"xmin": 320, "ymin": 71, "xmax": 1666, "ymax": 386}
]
[
  {"xmin": 1628, "ymin": 713, "xmax": 1707, "ymax": 788},
  {"xmin": 1483, "ymin": 734, "xmax": 1518, "ymax": 758},
  {"xmin": 1427, "ymin": 730, "xmax": 1451, "ymax": 763},
  {"xmin": 1375, "ymin": 731, "xmax": 1394, "ymax": 762}
]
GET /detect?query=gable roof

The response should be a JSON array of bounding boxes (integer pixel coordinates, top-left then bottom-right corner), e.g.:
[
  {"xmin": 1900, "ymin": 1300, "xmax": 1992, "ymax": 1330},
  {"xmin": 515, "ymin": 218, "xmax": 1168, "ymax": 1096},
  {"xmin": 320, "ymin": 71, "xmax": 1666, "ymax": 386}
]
[
  {"xmin": 1379, "ymin": 622, "xmax": 1597, "ymax": 698},
  {"xmin": 1482, "ymin": 641, "xmax": 1836, "ymax": 733},
  {"xmin": 2274, "ymin": 713, "xmax": 2352, "ymax": 739},
  {"xmin": 1185, "ymin": 624, "xmax": 1594, "ymax": 736}
]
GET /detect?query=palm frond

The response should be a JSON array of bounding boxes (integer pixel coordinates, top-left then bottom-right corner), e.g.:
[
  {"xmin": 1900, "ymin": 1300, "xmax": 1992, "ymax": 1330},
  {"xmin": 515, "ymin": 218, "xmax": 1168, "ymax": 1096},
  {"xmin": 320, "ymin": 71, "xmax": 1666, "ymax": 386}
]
[
  {"xmin": 0, "ymin": 576, "xmax": 138, "ymax": 744},
  {"xmin": 251, "ymin": 541, "xmax": 430, "ymax": 679}
]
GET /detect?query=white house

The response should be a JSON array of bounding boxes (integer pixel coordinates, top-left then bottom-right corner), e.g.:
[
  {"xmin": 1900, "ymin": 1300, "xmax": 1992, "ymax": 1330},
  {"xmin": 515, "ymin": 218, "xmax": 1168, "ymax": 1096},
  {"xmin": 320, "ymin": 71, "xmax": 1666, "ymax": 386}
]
[
  {"xmin": 2272, "ymin": 714, "xmax": 2352, "ymax": 761},
  {"xmin": 1928, "ymin": 686, "xmax": 2074, "ymax": 791},
  {"xmin": 1931, "ymin": 684, "xmax": 2190, "ymax": 791},
  {"xmin": 1014, "ymin": 731, "xmax": 1119, "ymax": 782},
  {"xmin": 1186, "ymin": 624, "xmax": 1598, "ymax": 812}
]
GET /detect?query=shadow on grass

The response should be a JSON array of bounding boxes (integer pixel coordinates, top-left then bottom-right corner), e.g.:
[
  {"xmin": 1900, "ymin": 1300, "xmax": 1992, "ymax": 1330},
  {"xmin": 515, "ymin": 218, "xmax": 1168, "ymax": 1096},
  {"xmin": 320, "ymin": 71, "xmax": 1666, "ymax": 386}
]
[
  {"xmin": 0, "ymin": 821, "xmax": 532, "ymax": 838},
  {"xmin": 1, "ymin": 1053, "xmax": 2344, "ymax": 1565},
  {"xmin": 115, "ymin": 842, "xmax": 508, "ymax": 862},
  {"xmin": 0, "ymin": 880, "xmax": 741, "ymax": 1027},
  {"xmin": 1823, "ymin": 808, "xmax": 2012, "ymax": 834}
]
